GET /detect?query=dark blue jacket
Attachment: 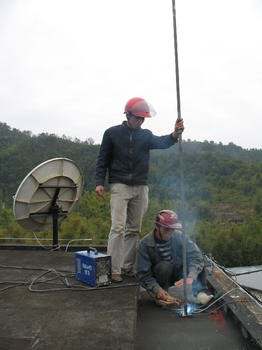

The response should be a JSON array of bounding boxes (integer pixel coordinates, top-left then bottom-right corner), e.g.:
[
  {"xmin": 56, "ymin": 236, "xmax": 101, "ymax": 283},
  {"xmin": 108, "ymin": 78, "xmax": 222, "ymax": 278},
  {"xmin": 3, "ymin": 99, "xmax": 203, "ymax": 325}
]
[
  {"xmin": 95, "ymin": 121, "xmax": 176, "ymax": 186},
  {"xmin": 136, "ymin": 231, "xmax": 205, "ymax": 295}
]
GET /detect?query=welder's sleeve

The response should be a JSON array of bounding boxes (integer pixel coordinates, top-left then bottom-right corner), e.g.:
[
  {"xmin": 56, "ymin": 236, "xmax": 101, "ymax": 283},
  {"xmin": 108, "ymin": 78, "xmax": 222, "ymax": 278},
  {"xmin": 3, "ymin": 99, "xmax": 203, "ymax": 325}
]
[
  {"xmin": 136, "ymin": 242, "xmax": 161, "ymax": 296},
  {"xmin": 149, "ymin": 132, "xmax": 177, "ymax": 150},
  {"xmin": 186, "ymin": 238, "xmax": 205, "ymax": 280},
  {"xmin": 95, "ymin": 130, "xmax": 113, "ymax": 186}
]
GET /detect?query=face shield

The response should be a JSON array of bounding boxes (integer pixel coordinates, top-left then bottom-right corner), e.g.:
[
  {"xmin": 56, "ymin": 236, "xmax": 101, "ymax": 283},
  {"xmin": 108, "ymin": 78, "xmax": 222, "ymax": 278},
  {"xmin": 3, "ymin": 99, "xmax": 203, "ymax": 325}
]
[{"xmin": 124, "ymin": 97, "xmax": 156, "ymax": 118}]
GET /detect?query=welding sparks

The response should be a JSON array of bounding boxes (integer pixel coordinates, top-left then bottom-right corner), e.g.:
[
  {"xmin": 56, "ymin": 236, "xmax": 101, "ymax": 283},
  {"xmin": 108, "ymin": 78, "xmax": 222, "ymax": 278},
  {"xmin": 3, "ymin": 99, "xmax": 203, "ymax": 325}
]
[{"xmin": 175, "ymin": 303, "xmax": 199, "ymax": 317}]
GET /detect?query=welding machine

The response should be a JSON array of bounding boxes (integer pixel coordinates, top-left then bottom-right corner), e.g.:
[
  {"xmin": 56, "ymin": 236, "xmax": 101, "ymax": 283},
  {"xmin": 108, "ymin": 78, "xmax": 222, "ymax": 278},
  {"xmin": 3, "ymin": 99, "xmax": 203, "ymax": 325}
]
[{"xmin": 75, "ymin": 248, "xmax": 111, "ymax": 287}]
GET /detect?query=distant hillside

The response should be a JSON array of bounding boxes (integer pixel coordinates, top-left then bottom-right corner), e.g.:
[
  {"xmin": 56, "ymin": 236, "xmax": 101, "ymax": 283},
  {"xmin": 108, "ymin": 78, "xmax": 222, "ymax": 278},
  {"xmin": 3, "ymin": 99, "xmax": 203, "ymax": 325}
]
[
  {"xmin": 0, "ymin": 120, "xmax": 261, "ymax": 201},
  {"xmin": 169, "ymin": 139, "xmax": 262, "ymax": 162},
  {"xmin": 0, "ymin": 121, "xmax": 261, "ymax": 266},
  {"xmin": 0, "ymin": 122, "xmax": 99, "ymax": 204},
  {"xmin": 0, "ymin": 121, "xmax": 261, "ymax": 205}
]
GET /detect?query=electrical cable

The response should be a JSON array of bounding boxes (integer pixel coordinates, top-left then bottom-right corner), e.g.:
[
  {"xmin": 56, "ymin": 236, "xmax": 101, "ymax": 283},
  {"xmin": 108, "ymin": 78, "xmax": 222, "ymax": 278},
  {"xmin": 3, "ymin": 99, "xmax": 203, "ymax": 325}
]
[
  {"xmin": 206, "ymin": 258, "xmax": 262, "ymax": 307},
  {"xmin": 206, "ymin": 258, "xmax": 262, "ymax": 277},
  {"xmin": 0, "ymin": 264, "xmax": 72, "ymax": 273},
  {"xmin": 209, "ymin": 258, "xmax": 262, "ymax": 295},
  {"xmin": 0, "ymin": 283, "xmax": 27, "ymax": 293},
  {"xmin": 0, "ymin": 264, "xmax": 137, "ymax": 294},
  {"xmin": 65, "ymin": 238, "xmax": 93, "ymax": 252},
  {"xmin": 208, "ymin": 299, "xmax": 257, "ymax": 315},
  {"xmin": 0, "ymin": 268, "xmax": 74, "ymax": 294},
  {"xmin": 229, "ymin": 269, "xmax": 262, "ymax": 277},
  {"xmin": 192, "ymin": 288, "xmax": 239, "ymax": 314},
  {"xmin": 28, "ymin": 269, "xmax": 137, "ymax": 293},
  {"xmin": 33, "ymin": 232, "xmax": 94, "ymax": 252},
  {"xmin": 33, "ymin": 231, "xmax": 61, "ymax": 251}
]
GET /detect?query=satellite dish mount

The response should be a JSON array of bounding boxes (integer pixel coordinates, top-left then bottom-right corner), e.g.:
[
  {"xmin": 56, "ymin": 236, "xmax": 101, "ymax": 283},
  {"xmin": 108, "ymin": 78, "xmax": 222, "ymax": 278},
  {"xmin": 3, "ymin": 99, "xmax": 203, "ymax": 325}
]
[
  {"xmin": 13, "ymin": 158, "xmax": 83, "ymax": 249},
  {"xmin": 30, "ymin": 184, "xmax": 77, "ymax": 248}
]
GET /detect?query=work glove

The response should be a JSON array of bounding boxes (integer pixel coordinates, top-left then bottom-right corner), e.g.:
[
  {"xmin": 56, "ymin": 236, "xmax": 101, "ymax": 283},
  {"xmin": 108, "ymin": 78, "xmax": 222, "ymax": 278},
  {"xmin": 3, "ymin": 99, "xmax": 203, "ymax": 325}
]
[{"xmin": 156, "ymin": 288, "xmax": 181, "ymax": 306}]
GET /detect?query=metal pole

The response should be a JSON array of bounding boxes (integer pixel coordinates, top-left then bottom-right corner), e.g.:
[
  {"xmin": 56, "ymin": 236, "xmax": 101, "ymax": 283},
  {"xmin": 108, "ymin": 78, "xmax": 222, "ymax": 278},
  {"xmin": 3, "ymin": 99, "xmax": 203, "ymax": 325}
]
[
  {"xmin": 171, "ymin": 0, "xmax": 188, "ymax": 315},
  {"xmin": 172, "ymin": 0, "xmax": 181, "ymax": 122},
  {"xmin": 52, "ymin": 205, "xmax": 59, "ymax": 249},
  {"xmin": 51, "ymin": 188, "xmax": 60, "ymax": 250}
]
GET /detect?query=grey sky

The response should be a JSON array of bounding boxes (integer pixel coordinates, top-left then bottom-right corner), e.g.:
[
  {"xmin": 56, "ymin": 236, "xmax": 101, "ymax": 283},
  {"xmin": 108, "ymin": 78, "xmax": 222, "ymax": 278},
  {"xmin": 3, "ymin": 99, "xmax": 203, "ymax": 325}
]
[{"xmin": 0, "ymin": 0, "xmax": 261, "ymax": 149}]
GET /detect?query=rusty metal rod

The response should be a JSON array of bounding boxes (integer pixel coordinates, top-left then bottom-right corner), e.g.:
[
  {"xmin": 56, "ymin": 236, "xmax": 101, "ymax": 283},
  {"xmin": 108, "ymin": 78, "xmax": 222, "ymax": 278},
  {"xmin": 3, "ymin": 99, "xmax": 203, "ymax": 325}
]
[{"xmin": 171, "ymin": 0, "xmax": 188, "ymax": 315}]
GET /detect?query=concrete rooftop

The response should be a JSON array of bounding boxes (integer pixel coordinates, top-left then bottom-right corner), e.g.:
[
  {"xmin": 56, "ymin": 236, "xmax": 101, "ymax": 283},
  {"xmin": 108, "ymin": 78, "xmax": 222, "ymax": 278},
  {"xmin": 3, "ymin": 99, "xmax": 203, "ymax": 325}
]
[{"xmin": 0, "ymin": 249, "xmax": 260, "ymax": 350}]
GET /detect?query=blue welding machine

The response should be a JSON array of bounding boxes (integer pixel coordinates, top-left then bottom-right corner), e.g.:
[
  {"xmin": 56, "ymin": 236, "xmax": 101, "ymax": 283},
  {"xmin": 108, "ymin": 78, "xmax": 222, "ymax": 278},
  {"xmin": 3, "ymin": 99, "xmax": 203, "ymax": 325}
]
[{"xmin": 75, "ymin": 248, "xmax": 111, "ymax": 287}]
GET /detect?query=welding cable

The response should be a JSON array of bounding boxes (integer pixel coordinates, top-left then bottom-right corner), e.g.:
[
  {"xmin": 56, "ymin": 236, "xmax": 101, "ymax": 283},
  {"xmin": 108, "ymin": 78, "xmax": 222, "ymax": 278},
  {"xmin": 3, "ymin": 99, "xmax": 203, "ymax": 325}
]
[
  {"xmin": 240, "ymin": 286, "xmax": 262, "ymax": 305},
  {"xmin": 0, "ymin": 265, "xmax": 74, "ymax": 293},
  {"xmin": 208, "ymin": 259, "xmax": 262, "ymax": 294},
  {"xmin": 228, "ymin": 269, "xmax": 262, "ymax": 276},
  {"xmin": 0, "ymin": 279, "xmax": 65, "ymax": 290},
  {"xmin": 33, "ymin": 231, "xmax": 61, "ymax": 251},
  {"xmin": 215, "ymin": 262, "xmax": 238, "ymax": 280},
  {"xmin": 212, "ymin": 261, "xmax": 262, "ymax": 307},
  {"xmin": 28, "ymin": 269, "xmax": 68, "ymax": 292},
  {"xmin": 28, "ymin": 269, "xmax": 137, "ymax": 292},
  {"xmin": 208, "ymin": 260, "xmax": 262, "ymax": 277},
  {"xmin": 0, "ymin": 283, "xmax": 28, "ymax": 294},
  {"xmin": 0, "ymin": 264, "xmax": 73, "ymax": 273},
  {"xmin": 208, "ymin": 299, "xmax": 258, "ymax": 315},
  {"xmin": 0, "ymin": 280, "xmax": 28, "ymax": 284},
  {"xmin": 32, "ymin": 275, "xmax": 74, "ymax": 286},
  {"xmin": 0, "ymin": 280, "xmax": 64, "ymax": 294},
  {"xmin": 64, "ymin": 238, "xmax": 93, "ymax": 252},
  {"xmin": 0, "ymin": 265, "xmax": 137, "ymax": 293},
  {"xmin": 28, "ymin": 282, "xmax": 138, "ymax": 293},
  {"xmin": 0, "ymin": 264, "xmax": 50, "ymax": 271},
  {"xmin": 0, "ymin": 275, "xmax": 137, "ymax": 294},
  {"xmin": 33, "ymin": 231, "xmax": 52, "ymax": 250},
  {"xmin": 192, "ymin": 287, "xmax": 240, "ymax": 314},
  {"xmin": 28, "ymin": 268, "xmax": 72, "ymax": 291},
  {"xmin": 33, "ymin": 232, "xmax": 94, "ymax": 252},
  {"xmin": 205, "ymin": 257, "xmax": 239, "ymax": 282},
  {"xmin": 214, "ymin": 263, "xmax": 236, "ymax": 275},
  {"xmin": 167, "ymin": 287, "xmax": 241, "ymax": 315},
  {"xmin": 204, "ymin": 256, "xmax": 237, "ymax": 277},
  {"xmin": 0, "ymin": 275, "xmax": 76, "ymax": 294}
]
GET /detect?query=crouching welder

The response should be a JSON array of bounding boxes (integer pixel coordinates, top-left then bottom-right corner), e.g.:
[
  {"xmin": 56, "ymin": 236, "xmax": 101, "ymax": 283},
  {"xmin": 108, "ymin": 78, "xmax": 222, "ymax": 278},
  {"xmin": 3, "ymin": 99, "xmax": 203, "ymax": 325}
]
[
  {"xmin": 136, "ymin": 210, "xmax": 213, "ymax": 306},
  {"xmin": 95, "ymin": 97, "xmax": 184, "ymax": 283}
]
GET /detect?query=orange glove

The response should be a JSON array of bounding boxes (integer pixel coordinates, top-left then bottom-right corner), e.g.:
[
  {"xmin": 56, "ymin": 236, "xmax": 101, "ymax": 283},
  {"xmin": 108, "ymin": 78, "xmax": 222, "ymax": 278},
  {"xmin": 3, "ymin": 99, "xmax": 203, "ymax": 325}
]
[{"xmin": 156, "ymin": 288, "xmax": 181, "ymax": 306}]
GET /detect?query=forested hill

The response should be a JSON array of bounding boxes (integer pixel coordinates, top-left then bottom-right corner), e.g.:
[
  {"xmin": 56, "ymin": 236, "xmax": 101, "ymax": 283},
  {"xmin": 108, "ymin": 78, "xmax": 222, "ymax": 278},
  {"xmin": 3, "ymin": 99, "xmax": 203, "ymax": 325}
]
[
  {"xmin": 0, "ymin": 121, "xmax": 261, "ymax": 204},
  {"xmin": 0, "ymin": 121, "xmax": 261, "ymax": 266},
  {"xmin": 0, "ymin": 122, "xmax": 100, "ymax": 203}
]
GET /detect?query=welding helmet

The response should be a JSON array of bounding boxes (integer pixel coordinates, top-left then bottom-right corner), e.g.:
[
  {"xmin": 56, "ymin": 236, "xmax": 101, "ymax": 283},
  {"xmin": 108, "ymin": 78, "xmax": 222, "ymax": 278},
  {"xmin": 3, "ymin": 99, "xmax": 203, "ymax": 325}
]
[
  {"xmin": 155, "ymin": 210, "xmax": 178, "ymax": 229},
  {"xmin": 124, "ymin": 97, "xmax": 156, "ymax": 118}
]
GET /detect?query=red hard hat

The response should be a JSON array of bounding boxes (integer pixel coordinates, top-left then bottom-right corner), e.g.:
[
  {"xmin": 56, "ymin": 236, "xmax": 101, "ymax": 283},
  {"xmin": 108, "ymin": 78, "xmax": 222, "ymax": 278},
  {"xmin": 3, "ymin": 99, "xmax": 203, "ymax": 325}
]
[
  {"xmin": 124, "ymin": 97, "xmax": 153, "ymax": 118},
  {"xmin": 155, "ymin": 210, "xmax": 178, "ymax": 229}
]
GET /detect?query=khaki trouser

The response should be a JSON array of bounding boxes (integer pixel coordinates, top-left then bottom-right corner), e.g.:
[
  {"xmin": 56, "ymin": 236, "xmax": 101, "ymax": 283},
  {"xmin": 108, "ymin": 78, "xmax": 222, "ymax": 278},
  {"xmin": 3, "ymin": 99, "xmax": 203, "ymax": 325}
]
[{"xmin": 107, "ymin": 183, "xmax": 149, "ymax": 274}]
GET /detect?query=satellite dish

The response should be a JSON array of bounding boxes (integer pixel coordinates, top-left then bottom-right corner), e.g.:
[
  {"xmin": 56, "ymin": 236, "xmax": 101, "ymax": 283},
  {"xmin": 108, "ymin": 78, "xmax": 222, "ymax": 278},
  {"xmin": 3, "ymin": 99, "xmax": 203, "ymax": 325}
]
[{"xmin": 13, "ymin": 158, "xmax": 84, "ymax": 248}]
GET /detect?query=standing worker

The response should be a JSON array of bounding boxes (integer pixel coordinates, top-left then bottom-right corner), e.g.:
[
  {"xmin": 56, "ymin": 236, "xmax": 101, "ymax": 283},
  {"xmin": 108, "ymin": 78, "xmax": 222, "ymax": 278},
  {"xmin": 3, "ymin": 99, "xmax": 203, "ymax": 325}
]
[{"xmin": 95, "ymin": 97, "xmax": 184, "ymax": 282}]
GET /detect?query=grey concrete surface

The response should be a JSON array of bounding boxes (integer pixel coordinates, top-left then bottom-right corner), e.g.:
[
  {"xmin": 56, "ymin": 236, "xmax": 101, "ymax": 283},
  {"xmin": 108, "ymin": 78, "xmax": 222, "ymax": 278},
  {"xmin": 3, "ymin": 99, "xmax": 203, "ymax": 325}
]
[
  {"xmin": 0, "ymin": 250, "xmax": 260, "ymax": 350},
  {"xmin": 0, "ymin": 250, "xmax": 138, "ymax": 350},
  {"xmin": 136, "ymin": 290, "xmax": 260, "ymax": 350}
]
